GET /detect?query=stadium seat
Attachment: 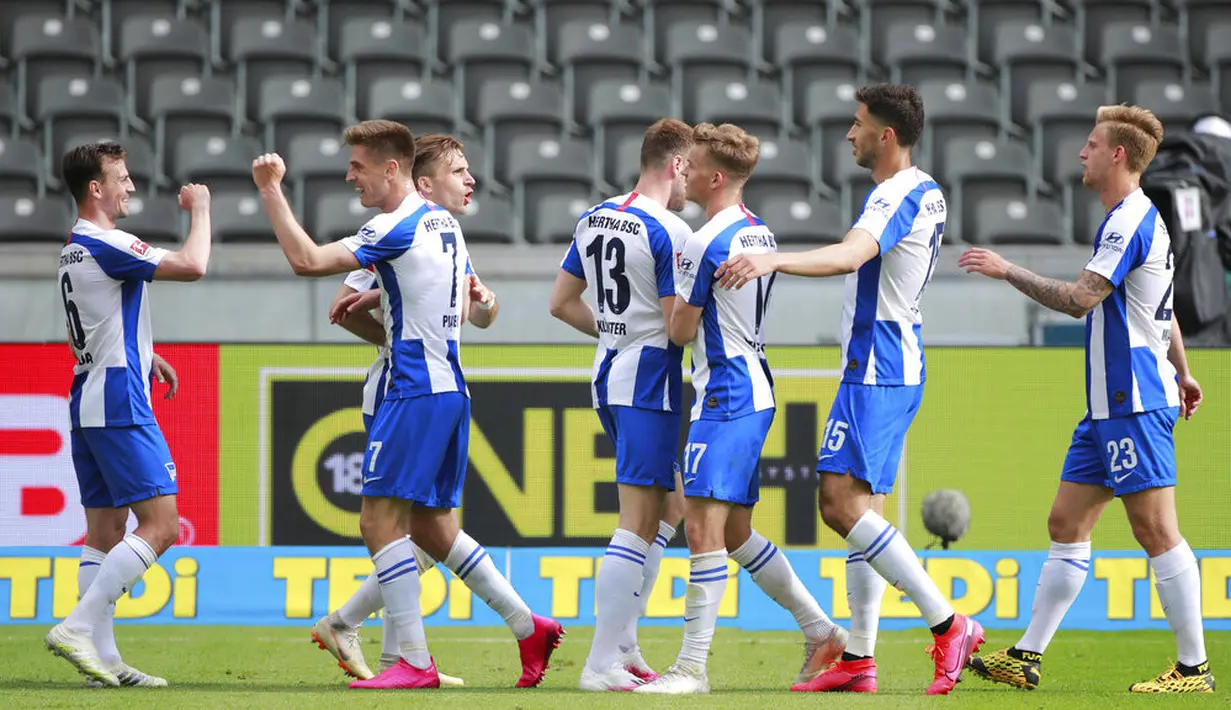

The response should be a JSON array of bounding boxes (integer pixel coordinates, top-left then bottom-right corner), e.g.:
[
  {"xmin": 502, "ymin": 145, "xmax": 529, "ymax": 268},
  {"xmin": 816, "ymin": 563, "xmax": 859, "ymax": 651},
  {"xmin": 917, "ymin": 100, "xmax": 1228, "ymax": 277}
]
[
  {"xmin": 943, "ymin": 137, "xmax": 1034, "ymax": 243},
  {"xmin": 755, "ymin": 194, "xmax": 846, "ymax": 244},
  {"xmin": 339, "ymin": 17, "xmax": 430, "ymax": 120},
  {"xmin": 994, "ymin": 21, "xmax": 1081, "ymax": 130},
  {"xmin": 287, "ymin": 132, "xmax": 352, "ymax": 233},
  {"xmin": 1077, "ymin": 0, "xmax": 1153, "ymax": 67},
  {"xmin": 478, "ymin": 79, "xmax": 565, "ymax": 188},
  {"xmin": 423, "ymin": 0, "xmax": 508, "ymax": 66},
  {"xmin": 1045, "ymin": 131, "xmax": 1087, "ymax": 189},
  {"xmin": 10, "ymin": 14, "xmax": 101, "ymax": 121},
  {"xmin": 556, "ymin": 20, "xmax": 643, "ymax": 129},
  {"xmin": 610, "ymin": 134, "xmax": 643, "ymax": 193},
  {"xmin": 643, "ymin": 0, "xmax": 732, "ymax": 68},
  {"xmin": 210, "ymin": 190, "xmax": 275, "ymax": 243},
  {"xmin": 119, "ymin": 14, "xmax": 210, "ymax": 122},
  {"xmin": 753, "ymin": 0, "xmax": 841, "ymax": 66},
  {"xmin": 861, "ymin": 0, "xmax": 945, "ymax": 68},
  {"xmin": 805, "ymin": 80, "xmax": 861, "ymax": 190},
  {"xmin": 831, "ymin": 138, "xmax": 875, "ymax": 225},
  {"xmin": 35, "ymin": 76, "xmax": 127, "ymax": 184},
  {"xmin": 448, "ymin": 20, "xmax": 537, "ymax": 129},
  {"xmin": 1028, "ymin": 80, "xmax": 1107, "ymax": 187},
  {"xmin": 665, "ymin": 21, "xmax": 753, "ymax": 122},
  {"xmin": 916, "ymin": 80, "xmax": 1002, "ymax": 181},
  {"xmin": 0, "ymin": 84, "xmax": 22, "ymax": 139},
  {"xmin": 1100, "ymin": 22, "xmax": 1184, "ymax": 105},
  {"xmin": 367, "ymin": 78, "xmax": 457, "ymax": 138},
  {"xmin": 0, "ymin": 1, "xmax": 71, "ymax": 57},
  {"xmin": 883, "ymin": 22, "xmax": 971, "ymax": 87},
  {"xmin": 118, "ymin": 194, "xmax": 184, "ymax": 245},
  {"xmin": 972, "ymin": 196, "xmax": 1066, "ymax": 245},
  {"xmin": 313, "ymin": 189, "xmax": 379, "ymax": 244},
  {"xmin": 455, "ymin": 190, "xmax": 516, "ymax": 244},
  {"xmin": 206, "ymin": 0, "xmax": 291, "ymax": 65},
  {"xmin": 775, "ymin": 23, "xmax": 861, "ymax": 128},
  {"xmin": 1080, "ymin": 196, "xmax": 1109, "ymax": 245},
  {"xmin": 0, "ymin": 136, "xmax": 45, "ymax": 196},
  {"xmin": 506, "ymin": 135, "xmax": 593, "ymax": 243},
  {"xmin": 741, "ymin": 137, "xmax": 813, "ymax": 210},
  {"xmin": 532, "ymin": 0, "xmax": 618, "ymax": 67},
  {"xmin": 230, "ymin": 17, "xmax": 319, "ymax": 122},
  {"xmin": 967, "ymin": 0, "xmax": 1051, "ymax": 68},
  {"xmin": 1208, "ymin": 23, "xmax": 1231, "ymax": 115},
  {"xmin": 1046, "ymin": 133, "xmax": 1102, "ymax": 245},
  {"xmin": 258, "ymin": 76, "xmax": 346, "ymax": 159},
  {"xmin": 316, "ymin": 0, "xmax": 405, "ymax": 63},
  {"xmin": 172, "ymin": 133, "xmax": 264, "ymax": 193},
  {"xmin": 101, "ymin": 0, "xmax": 186, "ymax": 63},
  {"xmin": 0, "ymin": 195, "xmax": 73, "ymax": 243},
  {"xmin": 57, "ymin": 132, "xmax": 157, "ymax": 196},
  {"xmin": 534, "ymin": 193, "xmax": 592, "ymax": 243},
  {"xmin": 148, "ymin": 75, "xmax": 238, "ymax": 183},
  {"xmin": 1180, "ymin": 0, "xmax": 1231, "ymax": 71},
  {"xmin": 694, "ymin": 79, "xmax": 783, "ymax": 141},
  {"xmin": 1133, "ymin": 82, "xmax": 1221, "ymax": 129},
  {"xmin": 587, "ymin": 80, "xmax": 671, "ymax": 190}
]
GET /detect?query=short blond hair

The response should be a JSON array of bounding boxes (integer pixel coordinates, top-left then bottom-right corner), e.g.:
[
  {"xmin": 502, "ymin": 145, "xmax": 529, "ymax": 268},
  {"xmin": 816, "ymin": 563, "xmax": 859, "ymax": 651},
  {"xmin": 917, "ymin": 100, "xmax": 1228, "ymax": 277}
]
[
  {"xmin": 1096, "ymin": 105, "xmax": 1164, "ymax": 174},
  {"xmin": 413, "ymin": 133, "xmax": 465, "ymax": 181},
  {"xmin": 343, "ymin": 119, "xmax": 415, "ymax": 174},
  {"xmin": 692, "ymin": 122, "xmax": 759, "ymax": 182}
]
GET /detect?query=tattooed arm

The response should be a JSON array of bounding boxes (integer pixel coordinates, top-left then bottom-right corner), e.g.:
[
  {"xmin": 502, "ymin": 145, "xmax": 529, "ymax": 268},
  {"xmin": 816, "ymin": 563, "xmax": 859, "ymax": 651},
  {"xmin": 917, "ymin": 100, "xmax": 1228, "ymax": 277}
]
[{"xmin": 957, "ymin": 248, "xmax": 1114, "ymax": 318}]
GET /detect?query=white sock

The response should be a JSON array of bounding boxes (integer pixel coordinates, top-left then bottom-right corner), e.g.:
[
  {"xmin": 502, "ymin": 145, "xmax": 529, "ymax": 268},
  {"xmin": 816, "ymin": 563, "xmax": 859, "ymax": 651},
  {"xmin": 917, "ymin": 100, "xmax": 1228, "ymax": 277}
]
[
  {"xmin": 845, "ymin": 543, "xmax": 887, "ymax": 657},
  {"xmin": 65, "ymin": 535, "xmax": 157, "ymax": 635},
  {"xmin": 676, "ymin": 549, "xmax": 727, "ymax": 669},
  {"xmin": 373, "ymin": 538, "xmax": 430, "ymax": 669},
  {"xmin": 1151, "ymin": 539, "xmax": 1206, "ymax": 667},
  {"xmin": 1016, "ymin": 541, "xmax": 1090, "ymax": 654},
  {"xmin": 337, "ymin": 573, "xmax": 383, "ymax": 628},
  {"xmin": 617, "ymin": 521, "xmax": 675, "ymax": 655},
  {"xmin": 845, "ymin": 510, "xmax": 954, "ymax": 628},
  {"xmin": 587, "ymin": 529, "xmax": 649, "ymax": 672},
  {"xmin": 730, "ymin": 530, "xmax": 835, "ymax": 639},
  {"xmin": 445, "ymin": 532, "xmax": 534, "ymax": 640},
  {"xmin": 380, "ymin": 537, "xmax": 433, "ymax": 659},
  {"xmin": 78, "ymin": 547, "xmax": 121, "ymax": 667}
]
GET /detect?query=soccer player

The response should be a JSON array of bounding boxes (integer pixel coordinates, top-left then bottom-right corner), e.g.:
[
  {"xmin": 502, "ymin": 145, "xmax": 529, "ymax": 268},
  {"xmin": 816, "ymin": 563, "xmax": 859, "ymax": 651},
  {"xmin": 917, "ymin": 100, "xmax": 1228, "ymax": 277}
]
[
  {"xmin": 715, "ymin": 84, "xmax": 982, "ymax": 696},
  {"xmin": 634, "ymin": 123, "xmax": 846, "ymax": 695},
  {"xmin": 548, "ymin": 118, "xmax": 693, "ymax": 691},
  {"xmin": 314, "ymin": 134, "xmax": 494, "ymax": 686},
  {"xmin": 45, "ymin": 141, "xmax": 213, "ymax": 687},
  {"xmin": 961, "ymin": 106, "xmax": 1214, "ymax": 693},
  {"xmin": 253, "ymin": 120, "xmax": 562, "ymax": 690}
]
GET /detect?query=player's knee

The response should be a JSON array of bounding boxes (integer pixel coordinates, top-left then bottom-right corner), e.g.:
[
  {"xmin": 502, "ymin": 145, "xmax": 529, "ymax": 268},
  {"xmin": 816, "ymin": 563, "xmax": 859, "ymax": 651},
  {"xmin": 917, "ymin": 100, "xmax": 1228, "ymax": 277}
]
[
  {"xmin": 143, "ymin": 517, "xmax": 179, "ymax": 555},
  {"xmin": 1128, "ymin": 518, "xmax": 1181, "ymax": 557},
  {"xmin": 1046, "ymin": 509, "xmax": 1085, "ymax": 543},
  {"xmin": 684, "ymin": 516, "xmax": 723, "ymax": 552}
]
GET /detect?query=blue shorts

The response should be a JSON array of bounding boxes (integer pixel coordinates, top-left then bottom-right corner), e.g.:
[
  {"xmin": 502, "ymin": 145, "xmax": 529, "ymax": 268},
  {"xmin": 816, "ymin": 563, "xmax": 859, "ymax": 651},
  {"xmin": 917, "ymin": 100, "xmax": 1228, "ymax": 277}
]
[
  {"xmin": 682, "ymin": 409, "xmax": 775, "ymax": 506},
  {"xmin": 1060, "ymin": 407, "xmax": 1178, "ymax": 496},
  {"xmin": 363, "ymin": 413, "xmax": 375, "ymax": 435},
  {"xmin": 596, "ymin": 405, "xmax": 679, "ymax": 490},
  {"xmin": 816, "ymin": 383, "xmax": 923, "ymax": 495},
  {"xmin": 71, "ymin": 425, "xmax": 178, "ymax": 508},
  {"xmin": 362, "ymin": 392, "xmax": 470, "ymax": 508}
]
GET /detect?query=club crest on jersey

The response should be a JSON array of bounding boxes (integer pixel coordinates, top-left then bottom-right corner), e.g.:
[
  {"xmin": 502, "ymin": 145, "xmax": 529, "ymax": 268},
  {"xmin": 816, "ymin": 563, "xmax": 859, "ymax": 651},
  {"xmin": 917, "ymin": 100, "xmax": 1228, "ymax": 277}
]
[{"xmin": 129, "ymin": 238, "xmax": 150, "ymax": 256}]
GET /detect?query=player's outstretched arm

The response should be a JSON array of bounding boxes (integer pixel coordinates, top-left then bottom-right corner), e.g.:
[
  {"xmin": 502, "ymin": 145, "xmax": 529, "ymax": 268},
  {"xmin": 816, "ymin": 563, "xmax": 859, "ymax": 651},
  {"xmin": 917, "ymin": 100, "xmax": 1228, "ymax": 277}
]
[
  {"xmin": 959, "ymin": 248, "xmax": 1113, "ymax": 318},
  {"xmin": 466, "ymin": 273, "xmax": 499, "ymax": 329},
  {"xmin": 252, "ymin": 153, "xmax": 360, "ymax": 277},
  {"xmin": 714, "ymin": 229, "xmax": 879, "ymax": 289},
  {"xmin": 330, "ymin": 283, "xmax": 386, "ymax": 346},
  {"xmin": 548, "ymin": 270, "xmax": 598, "ymax": 338},
  {"xmin": 668, "ymin": 296, "xmax": 701, "ymax": 347},
  {"xmin": 154, "ymin": 184, "xmax": 212, "ymax": 281},
  {"xmin": 1168, "ymin": 317, "xmax": 1202, "ymax": 419}
]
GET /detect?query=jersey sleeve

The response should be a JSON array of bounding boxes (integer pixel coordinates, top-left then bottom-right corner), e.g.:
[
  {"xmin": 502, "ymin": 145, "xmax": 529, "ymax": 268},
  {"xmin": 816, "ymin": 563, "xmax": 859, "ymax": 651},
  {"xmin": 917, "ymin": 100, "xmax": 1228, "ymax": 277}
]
[
  {"xmin": 560, "ymin": 240, "xmax": 585, "ymax": 279},
  {"xmin": 343, "ymin": 268, "xmax": 378, "ymax": 292},
  {"xmin": 1084, "ymin": 219, "xmax": 1147, "ymax": 287},
  {"xmin": 465, "ymin": 256, "xmax": 475, "ymax": 276},
  {"xmin": 91, "ymin": 230, "xmax": 169, "ymax": 282},
  {"xmin": 646, "ymin": 220, "xmax": 675, "ymax": 299},
  {"xmin": 852, "ymin": 185, "xmax": 918, "ymax": 254},
  {"xmin": 340, "ymin": 218, "xmax": 415, "ymax": 267},
  {"xmin": 675, "ymin": 235, "xmax": 717, "ymax": 308}
]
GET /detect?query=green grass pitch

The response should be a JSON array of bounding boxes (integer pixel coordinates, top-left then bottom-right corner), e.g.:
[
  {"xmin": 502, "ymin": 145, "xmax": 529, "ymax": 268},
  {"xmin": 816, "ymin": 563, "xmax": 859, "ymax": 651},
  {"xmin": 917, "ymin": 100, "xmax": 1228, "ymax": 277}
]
[{"xmin": 1, "ymin": 625, "xmax": 1225, "ymax": 708}]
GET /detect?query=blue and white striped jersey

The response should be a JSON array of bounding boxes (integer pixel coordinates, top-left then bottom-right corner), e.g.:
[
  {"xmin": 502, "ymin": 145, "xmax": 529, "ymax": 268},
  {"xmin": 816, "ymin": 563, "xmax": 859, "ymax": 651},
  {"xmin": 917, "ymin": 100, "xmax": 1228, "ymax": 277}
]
[
  {"xmin": 674, "ymin": 203, "xmax": 776, "ymax": 422},
  {"xmin": 343, "ymin": 268, "xmax": 391, "ymax": 417},
  {"xmin": 341, "ymin": 193, "xmax": 469, "ymax": 401},
  {"xmin": 1083, "ymin": 188, "xmax": 1180, "ymax": 420},
  {"xmin": 840, "ymin": 167, "xmax": 947, "ymax": 386},
  {"xmin": 58, "ymin": 219, "xmax": 168, "ymax": 429},
  {"xmin": 561, "ymin": 192, "xmax": 693, "ymax": 412}
]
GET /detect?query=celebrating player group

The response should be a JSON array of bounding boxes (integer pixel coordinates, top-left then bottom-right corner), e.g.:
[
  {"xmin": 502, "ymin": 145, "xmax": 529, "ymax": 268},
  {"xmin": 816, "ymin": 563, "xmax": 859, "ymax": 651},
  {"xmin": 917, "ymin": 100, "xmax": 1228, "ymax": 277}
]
[{"xmin": 46, "ymin": 81, "xmax": 1212, "ymax": 695}]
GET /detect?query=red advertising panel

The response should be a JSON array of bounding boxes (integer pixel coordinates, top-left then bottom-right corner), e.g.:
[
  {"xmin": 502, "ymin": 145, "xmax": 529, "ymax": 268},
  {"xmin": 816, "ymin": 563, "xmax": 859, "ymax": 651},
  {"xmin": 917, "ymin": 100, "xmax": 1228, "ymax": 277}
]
[{"xmin": 0, "ymin": 344, "xmax": 219, "ymax": 545}]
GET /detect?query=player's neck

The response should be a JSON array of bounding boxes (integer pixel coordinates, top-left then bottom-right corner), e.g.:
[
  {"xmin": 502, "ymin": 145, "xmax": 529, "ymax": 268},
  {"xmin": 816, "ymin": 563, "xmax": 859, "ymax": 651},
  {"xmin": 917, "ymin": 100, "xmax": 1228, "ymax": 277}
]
[
  {"xmin": 1098, "ymin": 173, "xmax": 1140, "ymax": 211},
  {"xmin": 630, "ymin": 177, "xmax": 670, "ymax": 209},
  {"xmin": 378, "ymin": 182, "xmax": 414, "ymax": 213},
  {"xmin": 703, "ymin": 188, "xmax": 742, "ymax": 221},
  {"xmin": 872, "ymin": 149, "xmax": 912, "ymax": 184},
  {"xmin": 75, "ymin": 203, "xmax": 115, "ymax": 230}
]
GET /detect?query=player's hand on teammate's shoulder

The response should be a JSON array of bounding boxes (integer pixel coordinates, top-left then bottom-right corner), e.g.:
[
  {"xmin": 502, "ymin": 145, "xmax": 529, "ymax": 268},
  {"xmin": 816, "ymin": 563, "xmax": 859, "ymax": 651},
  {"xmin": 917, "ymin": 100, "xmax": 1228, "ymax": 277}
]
[
  {"xmin": 1177, "ymin": 374, "xmax": 1203, "ymax": 420},
  {"xmin": 178, "ymin": 183, "xmax": 210, "ymax": 212},
  {"xmin": 251, "ymin": 152, "xmax": 287, "ymax": 189},
  {"xmin": 151, "ymin": 353, "xmax": 179, "ymax": 399},
  {"xmin": 715, "ymin": 252, "xmax": 777, "ymax": 289},
  {"xmin": 958, "ymin": 247, "xmax": 1011, "ymax": 280}
]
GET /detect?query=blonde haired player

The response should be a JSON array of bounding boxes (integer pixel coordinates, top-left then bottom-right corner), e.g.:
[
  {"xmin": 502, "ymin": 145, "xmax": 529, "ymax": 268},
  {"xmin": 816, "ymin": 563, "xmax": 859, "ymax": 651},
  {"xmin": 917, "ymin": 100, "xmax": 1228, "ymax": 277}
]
[
  {"xmin": 635, "ymin": 123, "xmax": 845, "ymax": 695},
  {"xmin": 962, "ymin": 105, "xmax": 1213, "ymax": 693}
]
